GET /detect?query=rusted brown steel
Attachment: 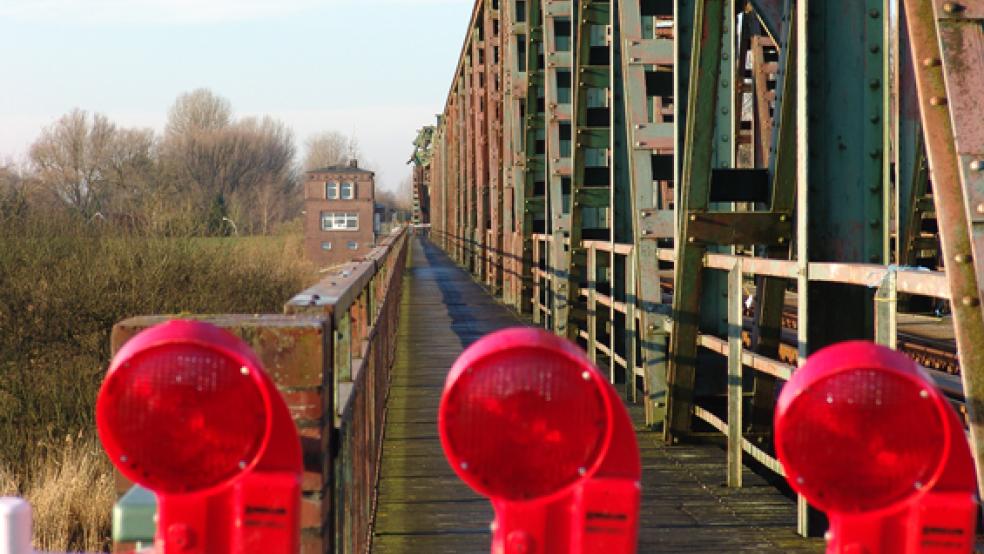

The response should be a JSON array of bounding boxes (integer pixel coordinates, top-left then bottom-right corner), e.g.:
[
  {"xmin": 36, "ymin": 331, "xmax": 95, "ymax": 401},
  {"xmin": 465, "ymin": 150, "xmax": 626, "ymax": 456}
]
[{"xmin": 903, "ymin": 0, "xmax": 984, "ymax": 500}]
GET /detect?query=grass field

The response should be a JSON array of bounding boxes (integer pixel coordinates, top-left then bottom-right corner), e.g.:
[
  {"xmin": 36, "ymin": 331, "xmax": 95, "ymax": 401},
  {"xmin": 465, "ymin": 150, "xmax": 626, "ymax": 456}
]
[{"xmin": 0, "ymin": 221, "xmax": 314, "ymax": 551}]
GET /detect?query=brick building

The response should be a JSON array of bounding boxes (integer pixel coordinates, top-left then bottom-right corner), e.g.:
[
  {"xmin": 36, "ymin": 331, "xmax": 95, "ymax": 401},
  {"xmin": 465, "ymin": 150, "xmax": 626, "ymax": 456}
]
[{"xmin": 304, "ymin": 161, "xmax": 376, "ymax": 268}]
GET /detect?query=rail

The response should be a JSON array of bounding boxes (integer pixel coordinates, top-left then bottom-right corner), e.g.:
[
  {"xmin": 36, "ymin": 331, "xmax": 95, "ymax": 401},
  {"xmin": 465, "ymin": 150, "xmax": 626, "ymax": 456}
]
[{"xmin": 109, "ymin": 226, "xmax": 410, "ymax": 554}]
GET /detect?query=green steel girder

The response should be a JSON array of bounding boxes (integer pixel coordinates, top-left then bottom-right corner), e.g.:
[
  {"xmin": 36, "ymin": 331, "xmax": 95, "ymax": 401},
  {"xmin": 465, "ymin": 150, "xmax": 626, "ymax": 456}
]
[
  {"xmin": 803, "ymin": 0, "xmax": 887, "ymax": 353},
  {"xmin": 666, "ymin": 0, "xmax": 727, "ymax": 440}
]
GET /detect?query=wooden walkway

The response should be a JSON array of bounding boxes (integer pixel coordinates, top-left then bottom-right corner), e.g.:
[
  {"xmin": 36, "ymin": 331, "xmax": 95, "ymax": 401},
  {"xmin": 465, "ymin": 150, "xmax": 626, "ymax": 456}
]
[{"xmin": 371, "ymin": 237, "xmax": 821, "ymax": 553}]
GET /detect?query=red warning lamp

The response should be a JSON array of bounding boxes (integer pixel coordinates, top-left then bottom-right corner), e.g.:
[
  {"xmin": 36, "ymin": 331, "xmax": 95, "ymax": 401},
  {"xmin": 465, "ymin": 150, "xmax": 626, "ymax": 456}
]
[
  {"xmin": 439, "ymin": 327, "xmax": 641, "ymax": 554},
  {"xmin": 775, "ymin": 341, "xmax": 978, "ymax": 553},
  {"xmin": 97, "ymin": 320, "xmax": 303, "ymax": 554}
]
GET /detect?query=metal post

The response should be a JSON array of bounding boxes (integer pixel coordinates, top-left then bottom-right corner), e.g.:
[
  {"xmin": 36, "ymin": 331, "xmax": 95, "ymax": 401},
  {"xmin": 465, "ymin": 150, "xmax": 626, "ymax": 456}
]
[{"xmin": 727, "ymin": 259, "xmax": 743, "ymax": 488}]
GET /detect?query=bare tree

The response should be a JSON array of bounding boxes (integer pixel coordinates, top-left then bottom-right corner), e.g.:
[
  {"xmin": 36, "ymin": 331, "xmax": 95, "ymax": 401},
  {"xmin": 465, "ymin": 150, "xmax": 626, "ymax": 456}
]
[
  {"xmin": 165, "ymin": 88, "xmax": 232, "ymax": 140},
  {"xmin": 29, "ymin": 109, "xmax": 116, "ymax": 217},
  {"xmin": 303, "ymin": 131, "xmax": 360, "ymax": 170}
]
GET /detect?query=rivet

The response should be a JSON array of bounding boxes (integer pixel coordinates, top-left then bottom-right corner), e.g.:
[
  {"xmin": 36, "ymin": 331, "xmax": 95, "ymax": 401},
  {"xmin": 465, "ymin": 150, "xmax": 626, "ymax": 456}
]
[
  {"xmin": 869, "ymin": 149, "xmax": 881, "ymax": 159},
  {"xmin": 976, "ymin": 203, "xmax": 984, "ymax": 214},
  {"xmin": 688, "ymin": 237, "xmax": 696, "ymax": 243},
  {"xmin": 869, "ymin": 8, "xmax": 880, "ymax": 17},
  {"xmin": 955, "ymin": 254, "xmax": 972, "ymax": 264},
  {"xmin": 870, "ymin": 114, "xmax": 880, "ymax": 124},
  {"xmin": 779, "ymin": 214, "xmax": 788, "ymax": 222},
  {"xmin": 777, "ymin": 237, "xmax": 786, "ymax": 245},
  {"xmin": 943, "ymin": 2, "xmax": 964, "ymax": 14},
  {"xmin": 689, "ymin": 214, "xmax": 697, "ymax": 222},
  {"xmin": 870, "ymin": 219, "xmax": 880, "ymax": 228},
  {"xmin": 869, "ymin": 78, "xmax": 881, "ymax": 89},
  {"xmin": 962, "ymin": 296, "xmax": 980, "ymax": 307},
  {"xmin": 930, "ymin": 96, "xmax": 948, "ymax": 106},
  {"xmin": 923, "ymin": 57, "xmax": 941, "ymax": 68},
  {"xmin": 869, "ymin": 44, "xmax": 880, "ymax": 54},
  {"xmin": 970, "ymin": 160, "xmax": 984, "ymax": 171}
]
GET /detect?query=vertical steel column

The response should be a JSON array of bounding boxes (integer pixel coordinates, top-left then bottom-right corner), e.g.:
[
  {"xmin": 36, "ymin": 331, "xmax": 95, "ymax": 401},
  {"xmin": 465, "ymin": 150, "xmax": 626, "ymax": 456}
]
[
  {"xmin": 471, "ymin": 22, "xmax": 489, "ymax": 280},
  {"xmin": 803, "ymin": 0, "xmax": 886, "ymax": 349}
]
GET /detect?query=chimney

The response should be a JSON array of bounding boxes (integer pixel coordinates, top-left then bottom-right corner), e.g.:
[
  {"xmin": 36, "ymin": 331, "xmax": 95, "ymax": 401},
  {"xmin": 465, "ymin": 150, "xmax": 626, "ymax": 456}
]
[{"xmin": 349, "ymin": 159, "xmax": 359, "ymax": 169}]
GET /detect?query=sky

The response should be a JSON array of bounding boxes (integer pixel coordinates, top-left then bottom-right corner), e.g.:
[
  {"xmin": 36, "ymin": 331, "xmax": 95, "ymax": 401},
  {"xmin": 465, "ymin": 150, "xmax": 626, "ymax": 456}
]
[{"xmin": 0, "ymin": 0, "xmax": 473, "ymax": 191}]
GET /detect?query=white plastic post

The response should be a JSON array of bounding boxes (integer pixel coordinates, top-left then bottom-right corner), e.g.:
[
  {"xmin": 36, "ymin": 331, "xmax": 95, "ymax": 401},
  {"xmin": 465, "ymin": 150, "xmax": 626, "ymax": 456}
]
[{"xmin": 0, "ymin": 498, "xmax": 31, "ymax": 554}]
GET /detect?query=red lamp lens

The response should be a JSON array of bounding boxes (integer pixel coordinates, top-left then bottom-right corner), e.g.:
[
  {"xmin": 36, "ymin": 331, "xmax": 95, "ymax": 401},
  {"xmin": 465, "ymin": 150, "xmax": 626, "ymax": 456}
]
[
  {"xmin": 441, "ymin": 346, "xmax": 610, "ymax": 500},
  {"xmin": 777, "ymin": 367, "xmax": 947, "ymax": 513},
  {"xmin": 98, "ymin": 342, "xmax": 268, "ymax": 494}
]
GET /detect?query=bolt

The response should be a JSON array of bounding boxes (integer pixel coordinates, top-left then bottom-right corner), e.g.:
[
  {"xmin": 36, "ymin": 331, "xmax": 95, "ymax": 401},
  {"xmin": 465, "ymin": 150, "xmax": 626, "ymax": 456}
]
[
  {"xmin": 920, "ymin": 389, "xmax": 930, "ymax": 399},
  {"xmin": 930, "ymin": 96, "xmax": 948, "ymax": 106},
  {"xmin": 240, "ymin": 366, "xmax": 250, "ymax": 376},
  {"xmin": 582, "ymin": 370, "xmax": 591, "ymax": 381}
]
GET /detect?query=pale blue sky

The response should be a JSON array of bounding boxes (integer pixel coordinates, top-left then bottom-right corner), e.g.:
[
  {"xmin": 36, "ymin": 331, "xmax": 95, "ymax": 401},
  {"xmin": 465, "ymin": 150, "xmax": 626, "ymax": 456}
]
[{"xmin": 0, "ymin": 0, "xmax": 472, "ymax": 191}]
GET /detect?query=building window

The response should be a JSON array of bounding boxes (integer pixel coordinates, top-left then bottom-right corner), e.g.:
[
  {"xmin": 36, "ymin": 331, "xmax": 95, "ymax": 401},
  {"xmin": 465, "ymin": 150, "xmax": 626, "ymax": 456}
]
[
  {"xmin": 320, "ymin": 212, "xmax": 359, "ymax": 231},
  {"xmin": 325, "ymin": 182, "xmax": 339, "ymax": 199},
  {"xmin": 321, "ymin": 241, "xmax": 332, "ymax": 250},
  {"xmin": 347, "ymin": 241, "xmax": 358, "ymax": 250},
  {"xmin": 340, "ymin": 182, "xmax": 355, "ymax": 199}
]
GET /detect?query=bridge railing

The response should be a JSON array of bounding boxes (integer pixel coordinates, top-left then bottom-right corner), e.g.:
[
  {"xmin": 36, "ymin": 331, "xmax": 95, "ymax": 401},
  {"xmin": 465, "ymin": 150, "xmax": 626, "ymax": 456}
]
[
  {"xmin": 286, "ymin": 226, "xmax": 409, "ymax": 554},
  {"xmin": 429, "ymin": 227, "xmax": 964, "ymax": 526},
  {"xmin": 109, "ymin": 226, "xmax": 409, "ymax": 554}
]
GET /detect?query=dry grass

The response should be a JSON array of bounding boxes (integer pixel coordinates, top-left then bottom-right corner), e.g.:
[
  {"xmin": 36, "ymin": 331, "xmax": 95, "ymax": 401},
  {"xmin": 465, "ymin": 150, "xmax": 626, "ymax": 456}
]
[
  {"xmin": 0, "ymin": 214, "xmax": 315, "ymax": 551},
  {"xmin": 24, "ymin": 434, "xmax": 115, "ymax": 552}
]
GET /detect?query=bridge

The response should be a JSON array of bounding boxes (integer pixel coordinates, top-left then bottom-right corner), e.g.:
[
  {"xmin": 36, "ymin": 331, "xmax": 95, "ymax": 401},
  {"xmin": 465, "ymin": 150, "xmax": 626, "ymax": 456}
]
[{"xmin": 103, "ymin": 0, "xmax": 984, "ymax": 552}]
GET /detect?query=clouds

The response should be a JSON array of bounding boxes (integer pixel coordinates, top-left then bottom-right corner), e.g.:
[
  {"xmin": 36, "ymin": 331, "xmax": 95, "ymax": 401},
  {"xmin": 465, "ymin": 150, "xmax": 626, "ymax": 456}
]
[{"xmin": 0, "ymin": 0, "xmax": 464, "ymax": 25}]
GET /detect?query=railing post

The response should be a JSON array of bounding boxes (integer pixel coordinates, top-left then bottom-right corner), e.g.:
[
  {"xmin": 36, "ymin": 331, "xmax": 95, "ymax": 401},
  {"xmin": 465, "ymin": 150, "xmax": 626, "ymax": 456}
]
[
  {"xmin": 874, "ymin": 270, "xmax": 898, "ymax": 349},
  {"xmin": 587, "ymin": 244, "xmax": 599, "ymax": 367},
  {"xmin": 727, "ymin": 260, "xmax": 744, "ymax": 488}
]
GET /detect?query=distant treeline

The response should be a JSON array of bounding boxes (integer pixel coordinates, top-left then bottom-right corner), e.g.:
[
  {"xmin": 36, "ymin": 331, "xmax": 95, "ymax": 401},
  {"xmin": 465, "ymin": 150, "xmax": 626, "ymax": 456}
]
[{"xmin": 0, "ymin": 88, "xmax": 409, "ymax": 236}]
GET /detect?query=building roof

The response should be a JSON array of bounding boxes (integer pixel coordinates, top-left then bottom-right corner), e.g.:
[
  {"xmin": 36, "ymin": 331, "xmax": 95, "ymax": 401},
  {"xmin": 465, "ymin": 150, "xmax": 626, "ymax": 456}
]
[{"xmin": 306, "ymin": 164, "xmax": 375, "ymax": 175}]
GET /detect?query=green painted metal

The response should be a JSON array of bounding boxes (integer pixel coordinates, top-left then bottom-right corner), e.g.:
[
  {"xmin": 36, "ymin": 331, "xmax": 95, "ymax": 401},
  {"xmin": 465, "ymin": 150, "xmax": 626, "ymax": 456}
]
[
  {"xmin": 803, "ymin": 0, "xmax": 886, "ymax": 355},
  {"xmin": 113, "ymin": 485, "xmax": 157, "ymax": 545},
  {"xmin": 666, "ymin": 0, "xmax": 727, "ymax": 440}
]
